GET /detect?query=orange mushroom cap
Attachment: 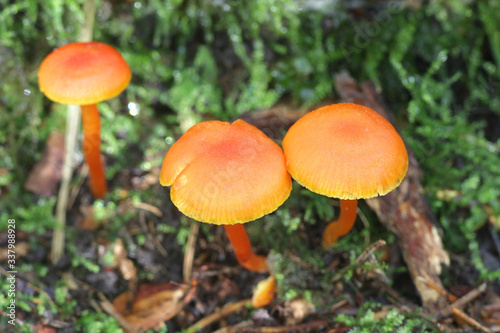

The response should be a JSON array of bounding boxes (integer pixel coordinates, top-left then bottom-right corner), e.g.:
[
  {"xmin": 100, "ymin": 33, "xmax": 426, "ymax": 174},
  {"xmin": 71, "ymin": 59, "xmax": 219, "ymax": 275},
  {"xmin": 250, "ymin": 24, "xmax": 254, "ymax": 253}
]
[
  {"xmin": 160, "ymin": 119, "xmax": 292, "ymax": 225},
  {"xmin": 283, "ymin": 103, "xmax": 408, "ymax": 200},
  {"xmin": 38, "ymin": 42, "xmax": 131, "ymax": 105}
]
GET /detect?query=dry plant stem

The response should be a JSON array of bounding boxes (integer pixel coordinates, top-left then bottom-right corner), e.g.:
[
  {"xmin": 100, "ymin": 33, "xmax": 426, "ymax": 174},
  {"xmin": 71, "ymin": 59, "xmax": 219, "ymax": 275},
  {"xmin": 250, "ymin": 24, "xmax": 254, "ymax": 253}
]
[
  {"xmin": 53, "ymin": 106, "xmax": 80, "ymax": 264},
  {"xmin": 183, "ymin": 222, "xmax": 199, "ymax": 282},
  {"xmin": 451, "ymin": 307, "xmax": 492, "ymax": 333},
  {"xmin": 223, "ymin": 224, "xmax": 268, "ymax": 272},
  {"xmin": 81, "ymin": 104, "xmax": 107, "ymax": 198},
  {"xmin": 52, "ymin": 0, "xmax": 96, "ymax": 264},
  {"xmin": 322, "ymin": 199, "xmax": 358, "ymax": 248},
  {"xmin": 185, "ymin": 299, "xmax": 251, "ymax": 333}
]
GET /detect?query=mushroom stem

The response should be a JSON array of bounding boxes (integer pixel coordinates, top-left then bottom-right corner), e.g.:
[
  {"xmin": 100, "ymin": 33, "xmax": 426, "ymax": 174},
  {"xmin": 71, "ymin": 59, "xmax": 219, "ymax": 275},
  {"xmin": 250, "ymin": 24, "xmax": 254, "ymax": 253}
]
[
  {"xmin": 223, "ymin": 224, "xmax": 268, "ymax": 272},
  {"xmin": 81, "ymin": 104, "xmax": 107, "ymax": 198},
  {"xmin": 322, "ymin": 199, "xmax": 358, "ymax": 248}
]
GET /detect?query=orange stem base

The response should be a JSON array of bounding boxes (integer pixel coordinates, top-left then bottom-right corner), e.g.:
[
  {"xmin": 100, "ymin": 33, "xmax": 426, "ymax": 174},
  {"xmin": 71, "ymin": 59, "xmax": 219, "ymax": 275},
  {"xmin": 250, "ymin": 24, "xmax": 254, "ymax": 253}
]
[
  {"xmin": 224, "ymin": 224, "xmax": 268, "ymax": 272},
  {"xmin": 81, "ymin": 104, "xmax": 107, "ymax": 198},
  {"xmin": 322, "ymin": 199, "xmax": 358, "ymax": 248}
]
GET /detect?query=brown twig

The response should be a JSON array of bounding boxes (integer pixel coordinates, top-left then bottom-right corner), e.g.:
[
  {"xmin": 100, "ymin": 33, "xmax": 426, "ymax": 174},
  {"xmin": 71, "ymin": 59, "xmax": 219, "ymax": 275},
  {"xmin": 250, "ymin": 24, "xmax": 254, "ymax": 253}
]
[
  {"xmin": 184, "ymin": 299, "xmax": 251, "ymax": 333},
  {"xmin": 330, "ymin": 239, "xmax": 386, "ymax": 283},
  {"xmin": 329, "ymin": 299, "xmax": 348, "ymax": 312},
  {"xmin": 134, "ymin": 202, "xmax": 163, "ymax": 217},
  {"xmin": 451, "ymin": 307, "xmax": 492, "ymax": 333},
  {"xmin": 417, "ymin": 276, "xmax": 458, "ymax": 303},
  {"xmin": 149, "ymin": 219, "xmax": 168, "ymax": 257},
  {"xmin": 68, "ymin": 164, "xmax": 88, "ymax": 209},
  {"xmin": 238, "ymin": 320, "xmax": 330, "ymax": 332},
  {"xmin": 285, "ymin": 250, "xmax": 319, "ymax": 272},
  {"xmin": 183, "ymin": 222, "xmax": 200, "ymax": 282},
  {"xmin": 441, "ymin": 283, "xmax": 487, "ymax": 317},
  {"xmin": 421, "ymin": 276, "xmax": 491, "ymax": 332}
]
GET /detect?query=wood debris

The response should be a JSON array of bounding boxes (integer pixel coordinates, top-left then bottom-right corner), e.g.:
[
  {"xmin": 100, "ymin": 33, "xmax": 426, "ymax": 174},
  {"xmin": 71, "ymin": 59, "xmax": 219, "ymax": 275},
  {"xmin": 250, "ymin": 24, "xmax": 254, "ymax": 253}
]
[
  {"xmin": 25, "ymin": 132, "xmax": 64, "ymax": 197},
  {"xmin": 333, "ymin": 70, "xmax": 450, "ymax": 312}
]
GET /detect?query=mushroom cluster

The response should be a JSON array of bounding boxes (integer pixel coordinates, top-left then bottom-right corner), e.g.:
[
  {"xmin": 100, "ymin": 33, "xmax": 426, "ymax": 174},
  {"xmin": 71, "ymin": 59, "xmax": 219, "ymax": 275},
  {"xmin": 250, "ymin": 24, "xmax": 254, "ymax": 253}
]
[
  {"xmin": 38, "ymin": 41, "xmax": 407, "ymax": 309},
  {"xmin": 158, "ymin": 102, "xmax": 408, "ymax": 306}
]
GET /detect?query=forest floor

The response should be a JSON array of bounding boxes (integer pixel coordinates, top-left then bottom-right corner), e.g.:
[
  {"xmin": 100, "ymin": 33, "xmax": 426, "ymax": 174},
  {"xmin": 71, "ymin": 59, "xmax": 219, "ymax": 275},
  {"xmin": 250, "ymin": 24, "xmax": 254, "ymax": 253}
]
[{"xmin": 4, "ymin": 73, "xmax": 500, "ymax": 333}]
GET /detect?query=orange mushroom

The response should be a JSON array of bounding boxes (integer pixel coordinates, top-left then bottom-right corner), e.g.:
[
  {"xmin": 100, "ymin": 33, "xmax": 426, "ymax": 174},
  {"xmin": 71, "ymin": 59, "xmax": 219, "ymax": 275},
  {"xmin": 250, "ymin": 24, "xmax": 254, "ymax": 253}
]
[
  {"xmin": 160, "ymin": 119, "xmax": 292, "ymax": 272},
  {"xmin": 283, "ymin": 103, "xmax": 408, "ymax": 248},
  {"xmin": 38, "ymin": 42, "xmax": 131, "ymax": 198}
]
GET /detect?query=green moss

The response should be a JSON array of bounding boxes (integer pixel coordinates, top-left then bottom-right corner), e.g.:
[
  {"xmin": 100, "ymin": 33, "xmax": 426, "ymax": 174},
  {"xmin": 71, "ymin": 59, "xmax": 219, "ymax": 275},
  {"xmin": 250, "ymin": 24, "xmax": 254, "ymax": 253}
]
[
  {"xmin": 336, "ymin": 302, "xmax": 437, "ymax": 333},
  {"xmin": 76, "ymin": 310, "xmax": 123, "ymax": 333}
]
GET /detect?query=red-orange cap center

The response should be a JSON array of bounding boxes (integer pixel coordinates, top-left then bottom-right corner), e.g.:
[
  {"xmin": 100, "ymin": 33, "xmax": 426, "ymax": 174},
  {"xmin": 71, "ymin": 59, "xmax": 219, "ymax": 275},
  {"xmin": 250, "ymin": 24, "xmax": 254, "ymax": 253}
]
[
  {"xmin": 160, "ymin": 120, "xmax": 292, "ymax": 225},
  {"xmin": 38, "ymin": 42, "xmax": 131, "ymax": 105},
  {"xmin": 283, "ymin": 103, "xmax": 408, "ymax": 199}
]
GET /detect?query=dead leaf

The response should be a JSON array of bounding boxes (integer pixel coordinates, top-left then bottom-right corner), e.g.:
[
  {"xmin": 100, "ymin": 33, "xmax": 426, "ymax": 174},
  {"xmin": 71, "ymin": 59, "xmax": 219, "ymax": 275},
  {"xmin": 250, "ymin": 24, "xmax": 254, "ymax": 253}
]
[
  {"xmin": 25, "ymin": 132, "xmax": 64, "ymax": 197},
  {"xmin": 113, "ymin": 282, "xmax": 194, "ymax": 332},
  {"xmin": 0, "ymin": 242, "xmax": 29, "ymax": 262},
  {"xmin": 113, "ymin": 239, "xmax": 137, "ymax": 282}
]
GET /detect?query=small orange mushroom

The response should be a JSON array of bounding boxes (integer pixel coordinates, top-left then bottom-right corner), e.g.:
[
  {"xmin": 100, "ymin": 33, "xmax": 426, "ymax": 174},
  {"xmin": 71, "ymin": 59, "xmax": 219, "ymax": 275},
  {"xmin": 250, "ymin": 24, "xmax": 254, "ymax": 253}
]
[
  {"xmin": 283, "ymin": 103, "xmax": 408, "ymax": 248},
  {"xmin": 38, "ymin": 42, "xmax": 131, "ymax": 198},
  {"xmin": 160, "ymin": 119, "xmax": 292, "ymax": 272}
]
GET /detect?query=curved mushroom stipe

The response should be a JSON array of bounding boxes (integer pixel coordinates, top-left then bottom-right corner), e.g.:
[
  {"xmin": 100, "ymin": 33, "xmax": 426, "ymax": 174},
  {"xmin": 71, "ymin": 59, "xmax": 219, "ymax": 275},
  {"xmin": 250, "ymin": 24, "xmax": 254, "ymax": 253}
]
[
  {"xmin": 322, "ymin": 199, "xmax": 358, "ymax": 248},
  {"xmin": 224, "ymin": 224, "xmax": 268, "ymax": 272}
]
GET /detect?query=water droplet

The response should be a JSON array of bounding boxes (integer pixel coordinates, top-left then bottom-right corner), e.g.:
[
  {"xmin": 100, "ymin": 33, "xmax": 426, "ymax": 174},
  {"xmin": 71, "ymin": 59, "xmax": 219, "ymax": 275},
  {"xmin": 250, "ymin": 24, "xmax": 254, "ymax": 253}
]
[
  {"xmin": 141, "ymin": 161, "xmax": 152, "ymax": 171},
  {"xmin": 134, "ymin": 1, "xmax": 142, "ymax": 8},
  {"xmin": 24, "ymin": 89, "xmax": 31, "ymax": 95},
  {"xmin": 128, "ymin": 102, "xmax": 140, "ymax": 116},
  {"xmin": 165, "ymin": 136, "xmax": 174, "ymax": 144},
  {"xmin": 172, "ymin": 70, "xmax": 180, "ymax": 78}
]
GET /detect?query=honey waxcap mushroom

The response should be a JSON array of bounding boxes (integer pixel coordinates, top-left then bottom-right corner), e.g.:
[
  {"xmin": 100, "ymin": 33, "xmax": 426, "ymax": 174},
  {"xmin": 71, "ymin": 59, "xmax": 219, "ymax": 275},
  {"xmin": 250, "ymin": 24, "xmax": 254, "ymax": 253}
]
[
  {"xmin": 38, "ymin": 42, "xmax": 131, "ymax": 105},
  {"xmin": 283, "ymin": 103, "xmax": 408, "ymax": 200},
  {"xmin": 160, "ymin": 119, "xmax": 292, "ymax": 225}
]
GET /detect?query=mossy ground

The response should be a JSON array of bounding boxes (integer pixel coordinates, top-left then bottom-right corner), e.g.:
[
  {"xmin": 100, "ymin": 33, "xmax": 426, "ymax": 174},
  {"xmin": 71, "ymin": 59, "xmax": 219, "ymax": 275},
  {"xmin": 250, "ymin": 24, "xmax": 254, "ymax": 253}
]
[{"xmin": 1, "ymin": 0, "xmax": 499, "ymax": 332}]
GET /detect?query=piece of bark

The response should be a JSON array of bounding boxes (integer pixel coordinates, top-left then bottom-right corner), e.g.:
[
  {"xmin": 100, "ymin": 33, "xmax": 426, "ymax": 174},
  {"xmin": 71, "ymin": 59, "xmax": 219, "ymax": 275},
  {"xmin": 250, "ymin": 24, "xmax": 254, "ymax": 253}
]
[
  {"xmin": 333, "ymin": 70, "xmax": 450, "ymax": 312},
  {"xmin": 25, "ymin": 132, "xmax": 64, "ymax": 197}
]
